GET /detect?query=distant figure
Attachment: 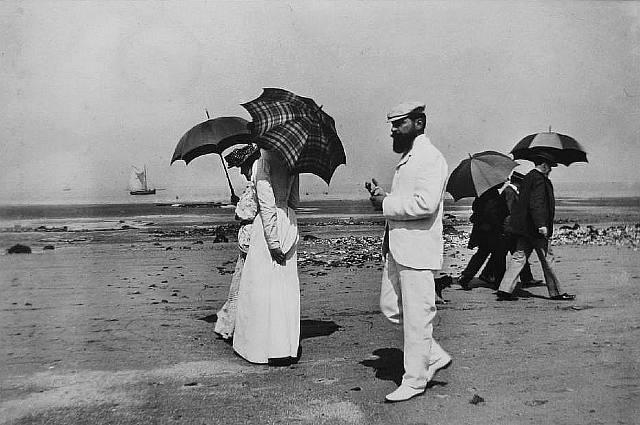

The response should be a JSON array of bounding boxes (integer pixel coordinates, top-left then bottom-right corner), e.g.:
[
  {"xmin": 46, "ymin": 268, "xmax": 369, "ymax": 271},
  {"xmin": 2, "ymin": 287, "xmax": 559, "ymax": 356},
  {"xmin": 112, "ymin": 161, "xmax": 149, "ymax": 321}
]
[
  {"xmin": 368, "ymin": 101, "xmax": 451, "ymax": 403},
  {"xmin": 457, "ymin": 185, "xmax": 508, "ymax": 290},
  {"xmin": 214, "ymin": 144, "xmax": 260, "ymax": 340},
  {"xmin": 496, "ymin": 153, "xmax": 575, "ymax": 301},
  {"xmin": 233, "ymin": 146, "xmax": 301, "ymax": 365},
  {"xmin": 500, "ymin": 172, "xmax": 541, "ymax": 287}
]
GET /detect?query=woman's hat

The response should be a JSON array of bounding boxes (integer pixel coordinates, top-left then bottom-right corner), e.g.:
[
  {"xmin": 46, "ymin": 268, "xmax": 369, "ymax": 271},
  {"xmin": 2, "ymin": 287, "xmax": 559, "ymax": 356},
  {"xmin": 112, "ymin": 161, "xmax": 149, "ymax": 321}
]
[
  {"xmin": 532, "ymin": 151, "xmax": 558, "ymax": 167},
  {"xmin": 510, "ymin": 171, "xmax": 525, "ymax": 183},
  {"xmin": 225, "ymin": 143, "xmax": 260, "ymax": 168}
]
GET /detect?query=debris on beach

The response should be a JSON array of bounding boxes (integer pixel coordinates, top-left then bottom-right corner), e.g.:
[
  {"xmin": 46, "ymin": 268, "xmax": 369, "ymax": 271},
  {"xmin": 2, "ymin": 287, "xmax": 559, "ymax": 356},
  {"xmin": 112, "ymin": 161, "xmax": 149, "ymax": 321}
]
[
  {"xmin": 7, "ymin": 244, "xmax": 32, "ymax": 254},
  {"xmin": 552, "ymin": 223, "xmax": 640, "ymax": 249},
  {"xmin": 35, "ymin": 225, "xmax": 69, "ymax": 232},
  {"xmin": 150, "ymin": 225, "xmax": 238, "ymax": 238},
  {"xmin": 469, "ymin": 394, "xmax": 485, "ymax": 405},
  {"xmin": 297, "ymin": 228, "xmax": 471, "ymax": 270},
  {"xmin": 213, "ymin": 232, "xmax": 229, "ymax": 243},
  {"xmin": 298, "ymin": 236, "xmax": 382, "ymax": 268},
  {"xmin": 524, "ymin": 399, "xmax": 548, "ymax": 406}
]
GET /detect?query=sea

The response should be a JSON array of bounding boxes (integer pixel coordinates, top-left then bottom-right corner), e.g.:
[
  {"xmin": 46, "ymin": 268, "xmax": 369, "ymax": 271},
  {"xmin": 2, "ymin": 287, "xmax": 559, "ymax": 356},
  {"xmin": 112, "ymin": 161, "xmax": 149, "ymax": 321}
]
[
  {"xmin": 0, "ymin": 199, "xmax": 477, "ymax": 231},
  {"xmin": 1, "ymin": 193, "xmax": 639, "ymax": 232}
]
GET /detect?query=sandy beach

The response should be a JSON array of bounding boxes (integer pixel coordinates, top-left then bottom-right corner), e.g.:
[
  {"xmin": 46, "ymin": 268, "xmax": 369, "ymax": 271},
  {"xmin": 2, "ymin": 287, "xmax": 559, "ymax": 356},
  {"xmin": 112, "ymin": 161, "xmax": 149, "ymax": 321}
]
[{"xmin": 1, "ymin": 200, "xmax": 639, "ymax": 425}]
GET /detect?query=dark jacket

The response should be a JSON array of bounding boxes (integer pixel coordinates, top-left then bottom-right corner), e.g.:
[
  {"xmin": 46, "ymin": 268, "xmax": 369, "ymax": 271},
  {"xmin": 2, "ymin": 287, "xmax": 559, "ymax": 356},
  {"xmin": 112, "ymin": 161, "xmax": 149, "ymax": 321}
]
[
  {"xmin": 507, "ymin": 169, "xmax": 555, "ymax": 239},
  {"xmin": 468, "ymin": 187, "xmax": 508, "ymax": 249}
]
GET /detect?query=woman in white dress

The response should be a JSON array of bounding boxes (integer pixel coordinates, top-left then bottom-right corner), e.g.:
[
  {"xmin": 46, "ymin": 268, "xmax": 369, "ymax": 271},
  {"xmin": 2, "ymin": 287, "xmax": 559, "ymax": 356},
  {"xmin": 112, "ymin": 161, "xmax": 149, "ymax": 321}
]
[{"xmin": 233, "ymin": 147, "xmax": 300, "ymax": 364}]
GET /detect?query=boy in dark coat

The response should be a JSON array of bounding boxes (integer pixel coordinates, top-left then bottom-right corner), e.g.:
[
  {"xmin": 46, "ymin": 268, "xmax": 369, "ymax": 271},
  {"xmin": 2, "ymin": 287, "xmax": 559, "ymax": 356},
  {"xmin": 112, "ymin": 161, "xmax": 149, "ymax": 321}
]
[{"xmin": 458, "ymin": 185, "xmax": 508, "ymax": 290}]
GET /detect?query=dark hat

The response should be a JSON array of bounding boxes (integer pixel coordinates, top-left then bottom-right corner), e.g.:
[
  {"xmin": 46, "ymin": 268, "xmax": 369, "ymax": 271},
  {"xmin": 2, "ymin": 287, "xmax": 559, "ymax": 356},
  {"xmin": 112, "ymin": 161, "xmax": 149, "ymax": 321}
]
[
  {"xmin": 386, "ymin": 101, "xmax": 426, "ymax": 122},
  {"xmin": 532, "ymin": 151, "xmax": 558, "ymax": 167},
  {"xmin": 510, "ymin": 171, "xmax": 525, "ymax": 183},
  {"xmin": 225, "ymin": 143, "xmax": 260, "ymax": 168}
]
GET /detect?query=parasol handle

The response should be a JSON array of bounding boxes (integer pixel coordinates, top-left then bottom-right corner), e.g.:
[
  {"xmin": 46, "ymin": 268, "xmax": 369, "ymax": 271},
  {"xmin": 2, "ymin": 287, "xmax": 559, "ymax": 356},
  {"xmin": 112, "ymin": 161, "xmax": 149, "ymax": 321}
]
[
  {"xmin": 206, "ymin": 108, "xmax": 238, "ymax": 204},
  {"xmin": 218, "ymin": 152, "xmax": 238, "ymax": 204}
]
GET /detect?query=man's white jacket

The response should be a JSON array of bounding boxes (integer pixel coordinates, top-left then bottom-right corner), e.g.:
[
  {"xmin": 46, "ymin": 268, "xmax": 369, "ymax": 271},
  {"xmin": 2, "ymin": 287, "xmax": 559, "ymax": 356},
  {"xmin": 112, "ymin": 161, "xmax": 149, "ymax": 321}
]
[{"xmin": 382, "ymin": 134, "xmax": 448, "ymax": 270}]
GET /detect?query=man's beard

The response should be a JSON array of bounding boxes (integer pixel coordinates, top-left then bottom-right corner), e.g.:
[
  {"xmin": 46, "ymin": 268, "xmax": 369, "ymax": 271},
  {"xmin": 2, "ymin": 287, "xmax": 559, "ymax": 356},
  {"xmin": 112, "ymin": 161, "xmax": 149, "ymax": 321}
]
[{"xmin": 392, "ymin": 133, "xmax": 415, "ymax": 153}]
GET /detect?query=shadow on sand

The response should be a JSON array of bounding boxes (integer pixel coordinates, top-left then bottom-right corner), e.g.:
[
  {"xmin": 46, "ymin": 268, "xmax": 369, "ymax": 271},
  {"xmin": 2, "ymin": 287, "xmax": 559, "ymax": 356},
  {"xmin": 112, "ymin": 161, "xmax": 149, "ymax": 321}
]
[
  {"xmin": 455, "ymin": 277, "xmax": 498, "ymax": 291},
  {"xmin": 514, "ymin": 288, "xmax": 552, "ymax": 300},
  {"xmin": 359, "ymin": 348, "xmax": 448, "ymax": 388},
  {"xmin": 300, "ymin": 319, "xmax": 341, "ymax": 339},
  {"xmin": 199, "ymin": 314, "xmax": 218, "ymax": 323},
  {"xmin": 199, "ymin": 316, "xmax": 341, "ymax": 340}
]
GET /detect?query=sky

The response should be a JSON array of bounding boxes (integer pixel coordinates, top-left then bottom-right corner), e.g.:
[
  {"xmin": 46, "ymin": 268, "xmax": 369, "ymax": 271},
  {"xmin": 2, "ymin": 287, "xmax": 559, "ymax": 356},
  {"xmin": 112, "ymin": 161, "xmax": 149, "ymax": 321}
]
[{"xmin": 1, "ymin": 0, "xmax": 639, "ymax": 205}]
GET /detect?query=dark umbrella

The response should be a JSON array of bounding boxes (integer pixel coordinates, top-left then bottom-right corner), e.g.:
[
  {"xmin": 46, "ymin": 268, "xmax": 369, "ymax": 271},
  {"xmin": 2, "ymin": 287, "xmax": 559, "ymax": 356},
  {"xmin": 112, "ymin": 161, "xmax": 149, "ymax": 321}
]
[
  {"xmin": 171, "ymin": 116, "xmax": 252, "ymax": 165},
  {"xmin": 171, "ymin": 115, "xmax": 253, "ymax": 205},
  {"xmin": 511, "ymin": 130, "xmax": 587, "ymax": 166},
  {"xmin": 446, "ymin": 151, "xmax": 518, "ymax": 201},
  {"xmin": 241, "ymin": 88, "xmax": 346, "ymax": 184}
]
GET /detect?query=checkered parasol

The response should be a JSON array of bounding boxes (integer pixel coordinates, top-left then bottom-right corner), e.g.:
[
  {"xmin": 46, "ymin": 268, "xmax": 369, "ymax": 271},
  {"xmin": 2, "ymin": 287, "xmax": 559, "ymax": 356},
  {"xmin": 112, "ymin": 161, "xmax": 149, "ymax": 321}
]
[{"xmin": 241, "ymin": 88, "xmax": 346, "ymax": 184}]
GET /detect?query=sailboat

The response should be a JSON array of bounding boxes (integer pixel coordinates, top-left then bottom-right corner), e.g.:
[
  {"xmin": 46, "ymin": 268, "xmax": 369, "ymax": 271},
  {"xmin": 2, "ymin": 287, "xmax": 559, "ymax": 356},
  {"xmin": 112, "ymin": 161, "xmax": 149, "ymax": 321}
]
[{"xmin": 129, "ymin": 165, "xmax": 156, "ymax": 195}]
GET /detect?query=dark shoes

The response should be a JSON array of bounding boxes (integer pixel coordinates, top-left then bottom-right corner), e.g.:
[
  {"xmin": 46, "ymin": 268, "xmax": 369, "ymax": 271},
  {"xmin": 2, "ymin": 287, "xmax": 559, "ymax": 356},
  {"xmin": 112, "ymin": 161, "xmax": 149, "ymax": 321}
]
[
  {"xmin": 457, "ymin": 275, "xmax": 472, "ymax": 291},
  {"xmin": 478, "ymin": 275, "xmax": 496, "ymax": 285},
  {"xmin": 550, "ymin": 293, "xmax": 576, "ymax": 301},
  {"xmin": 435, "ymin": 275, "xmax": 452, "ymax": 301},
  {"xmin": 268, "ymin": 345, "xmax": 302, "ymax": 367},
  {"xmin": 496, "ymin": 290, "xmax": 519, "ymax": 301},
  {"xmin": 479, "ymin": 275, "xmax": 499, "ymax": 290}
]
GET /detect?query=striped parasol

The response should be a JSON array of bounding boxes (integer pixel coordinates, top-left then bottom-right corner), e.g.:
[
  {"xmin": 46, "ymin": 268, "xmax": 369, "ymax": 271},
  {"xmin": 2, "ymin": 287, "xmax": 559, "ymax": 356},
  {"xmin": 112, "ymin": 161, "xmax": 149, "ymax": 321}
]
[
  {"xmin": 241, "ymin": 88, "xmax": 346, "ymax": 184},
  {"xmin": 446, "ymin": 151, "xmax": 518, "ymax": 201},
  {"xmin": 511, "ymin": 130, "xmax": 587, "ymax": 166}
]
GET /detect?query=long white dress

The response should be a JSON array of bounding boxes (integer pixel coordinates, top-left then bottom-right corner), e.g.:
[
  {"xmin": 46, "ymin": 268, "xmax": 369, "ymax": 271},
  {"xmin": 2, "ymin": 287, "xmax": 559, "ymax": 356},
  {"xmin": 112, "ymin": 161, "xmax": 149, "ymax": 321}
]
[{"xmin": 233, "ymin": 149, "xmax": 300, "ymax": 363}]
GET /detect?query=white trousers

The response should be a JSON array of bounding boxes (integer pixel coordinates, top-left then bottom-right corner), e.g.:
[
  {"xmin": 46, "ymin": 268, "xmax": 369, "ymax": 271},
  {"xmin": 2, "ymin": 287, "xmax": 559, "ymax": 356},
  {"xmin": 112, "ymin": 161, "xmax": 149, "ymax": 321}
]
[{"xmin": 380, "ymin": 252, "xmax": 449, "ymax": 390}]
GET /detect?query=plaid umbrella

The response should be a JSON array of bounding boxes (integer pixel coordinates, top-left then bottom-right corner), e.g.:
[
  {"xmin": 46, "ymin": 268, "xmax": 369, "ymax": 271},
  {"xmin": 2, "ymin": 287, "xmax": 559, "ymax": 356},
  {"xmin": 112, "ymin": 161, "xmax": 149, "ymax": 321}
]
[
  {"xmin": 446, "ymin": 151, "xmax": 518, "ymax": 201},
  {"xmin": 511, "ymin": 131, "xmax": 587, "ymax": 166},
  {"xmin": 241, "ymin": 88, "xmax": 346, "ymax": 184}
]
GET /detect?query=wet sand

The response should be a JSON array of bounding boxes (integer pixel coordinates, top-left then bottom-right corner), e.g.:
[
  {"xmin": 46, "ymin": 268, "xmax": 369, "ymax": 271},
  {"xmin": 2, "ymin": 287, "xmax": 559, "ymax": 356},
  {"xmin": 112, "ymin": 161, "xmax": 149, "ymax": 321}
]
[{"xmin": 1, "ymin": 204, "xmax": 639, "ymax": 425}]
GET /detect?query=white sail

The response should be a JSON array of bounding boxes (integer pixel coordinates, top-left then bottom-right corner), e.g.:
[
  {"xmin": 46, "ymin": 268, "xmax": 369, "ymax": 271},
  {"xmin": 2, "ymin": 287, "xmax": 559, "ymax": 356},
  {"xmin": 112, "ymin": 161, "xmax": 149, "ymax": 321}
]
[
  {"xmin": 129, "ymin": 166, "xmax": 155, "ymax": 194},
  {"xmin": 129, "ymin": 167, "xmax": 146, "ymax": 191}
]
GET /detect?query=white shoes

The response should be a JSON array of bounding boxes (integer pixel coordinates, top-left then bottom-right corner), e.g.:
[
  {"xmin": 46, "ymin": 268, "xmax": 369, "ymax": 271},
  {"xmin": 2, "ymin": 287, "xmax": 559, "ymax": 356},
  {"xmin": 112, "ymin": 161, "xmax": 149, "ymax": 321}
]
[
  {"xmin": 385, "ymin": 385, "xmax": 425, "ymax": 402},
  {"xmin": 426, "ymin": 353, "xmax": 452, "ymax": 382},
  {"xmin": 385, "ymin": 354, "xmax": 453, "ymax": 403}
]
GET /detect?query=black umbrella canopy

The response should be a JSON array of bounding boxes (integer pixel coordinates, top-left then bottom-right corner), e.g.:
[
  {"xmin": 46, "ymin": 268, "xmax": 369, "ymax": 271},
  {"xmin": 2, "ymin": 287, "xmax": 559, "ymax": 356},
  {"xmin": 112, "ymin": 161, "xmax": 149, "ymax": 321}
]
[
  {"xmin": 511, "ymin": 131, "xmax": 587, "ymax": 166},
  {"xmin": 171, "ymin": 117, "xmax": 253, "ymax": 165}
]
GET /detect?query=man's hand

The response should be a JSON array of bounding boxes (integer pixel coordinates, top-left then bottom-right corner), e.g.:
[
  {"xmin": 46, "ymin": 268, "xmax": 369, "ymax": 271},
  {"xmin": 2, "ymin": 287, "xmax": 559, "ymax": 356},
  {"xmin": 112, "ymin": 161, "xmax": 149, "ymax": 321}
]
[
  {"xmin": 365, "ymin": 178, "xmax": 384, "ymax": 196},
  {"xmin": 538, "ymin": 226, "xmax": 548, "ymax": 237},
  {"xmin": 269, "ymin": 247, "xmax": 286, "ymax": 265},
  {"xmin": 365, "ymin": 178, "xmax": 385, "ymax": 211}
]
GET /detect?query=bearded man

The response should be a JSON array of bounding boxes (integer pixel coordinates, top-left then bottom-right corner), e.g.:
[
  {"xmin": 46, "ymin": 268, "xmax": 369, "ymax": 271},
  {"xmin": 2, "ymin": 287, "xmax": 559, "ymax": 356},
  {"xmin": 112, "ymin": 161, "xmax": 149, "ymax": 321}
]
[{"xmin": 368, "ymin": 102, "xmax": 452, "ymax": 402}]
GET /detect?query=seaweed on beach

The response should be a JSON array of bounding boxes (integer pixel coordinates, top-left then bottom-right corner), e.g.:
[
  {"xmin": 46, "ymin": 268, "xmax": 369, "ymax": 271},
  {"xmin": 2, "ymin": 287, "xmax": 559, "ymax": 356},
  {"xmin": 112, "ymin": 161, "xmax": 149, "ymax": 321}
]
[
  {"xmin": 298, "ymin": 235, "xmax": 383, "ymax": 268},
  {"xmin": 552, "ymin": 223, "xmax": 640, "ymax": 249},
  {"xmin": 297, "ymin": 222, "xmax": 640, "ymax": 270},
  {"xmin": 298, "ymin": 230, "xmax": 472, "ymax": 269}
]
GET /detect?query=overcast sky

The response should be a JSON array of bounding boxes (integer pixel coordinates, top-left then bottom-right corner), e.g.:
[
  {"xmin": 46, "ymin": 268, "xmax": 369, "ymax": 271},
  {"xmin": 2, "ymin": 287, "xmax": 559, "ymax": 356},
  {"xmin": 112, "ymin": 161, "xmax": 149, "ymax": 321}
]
[{"xmin": 1, "ymin": 1, "xmax": 639, "ymax": 204}]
